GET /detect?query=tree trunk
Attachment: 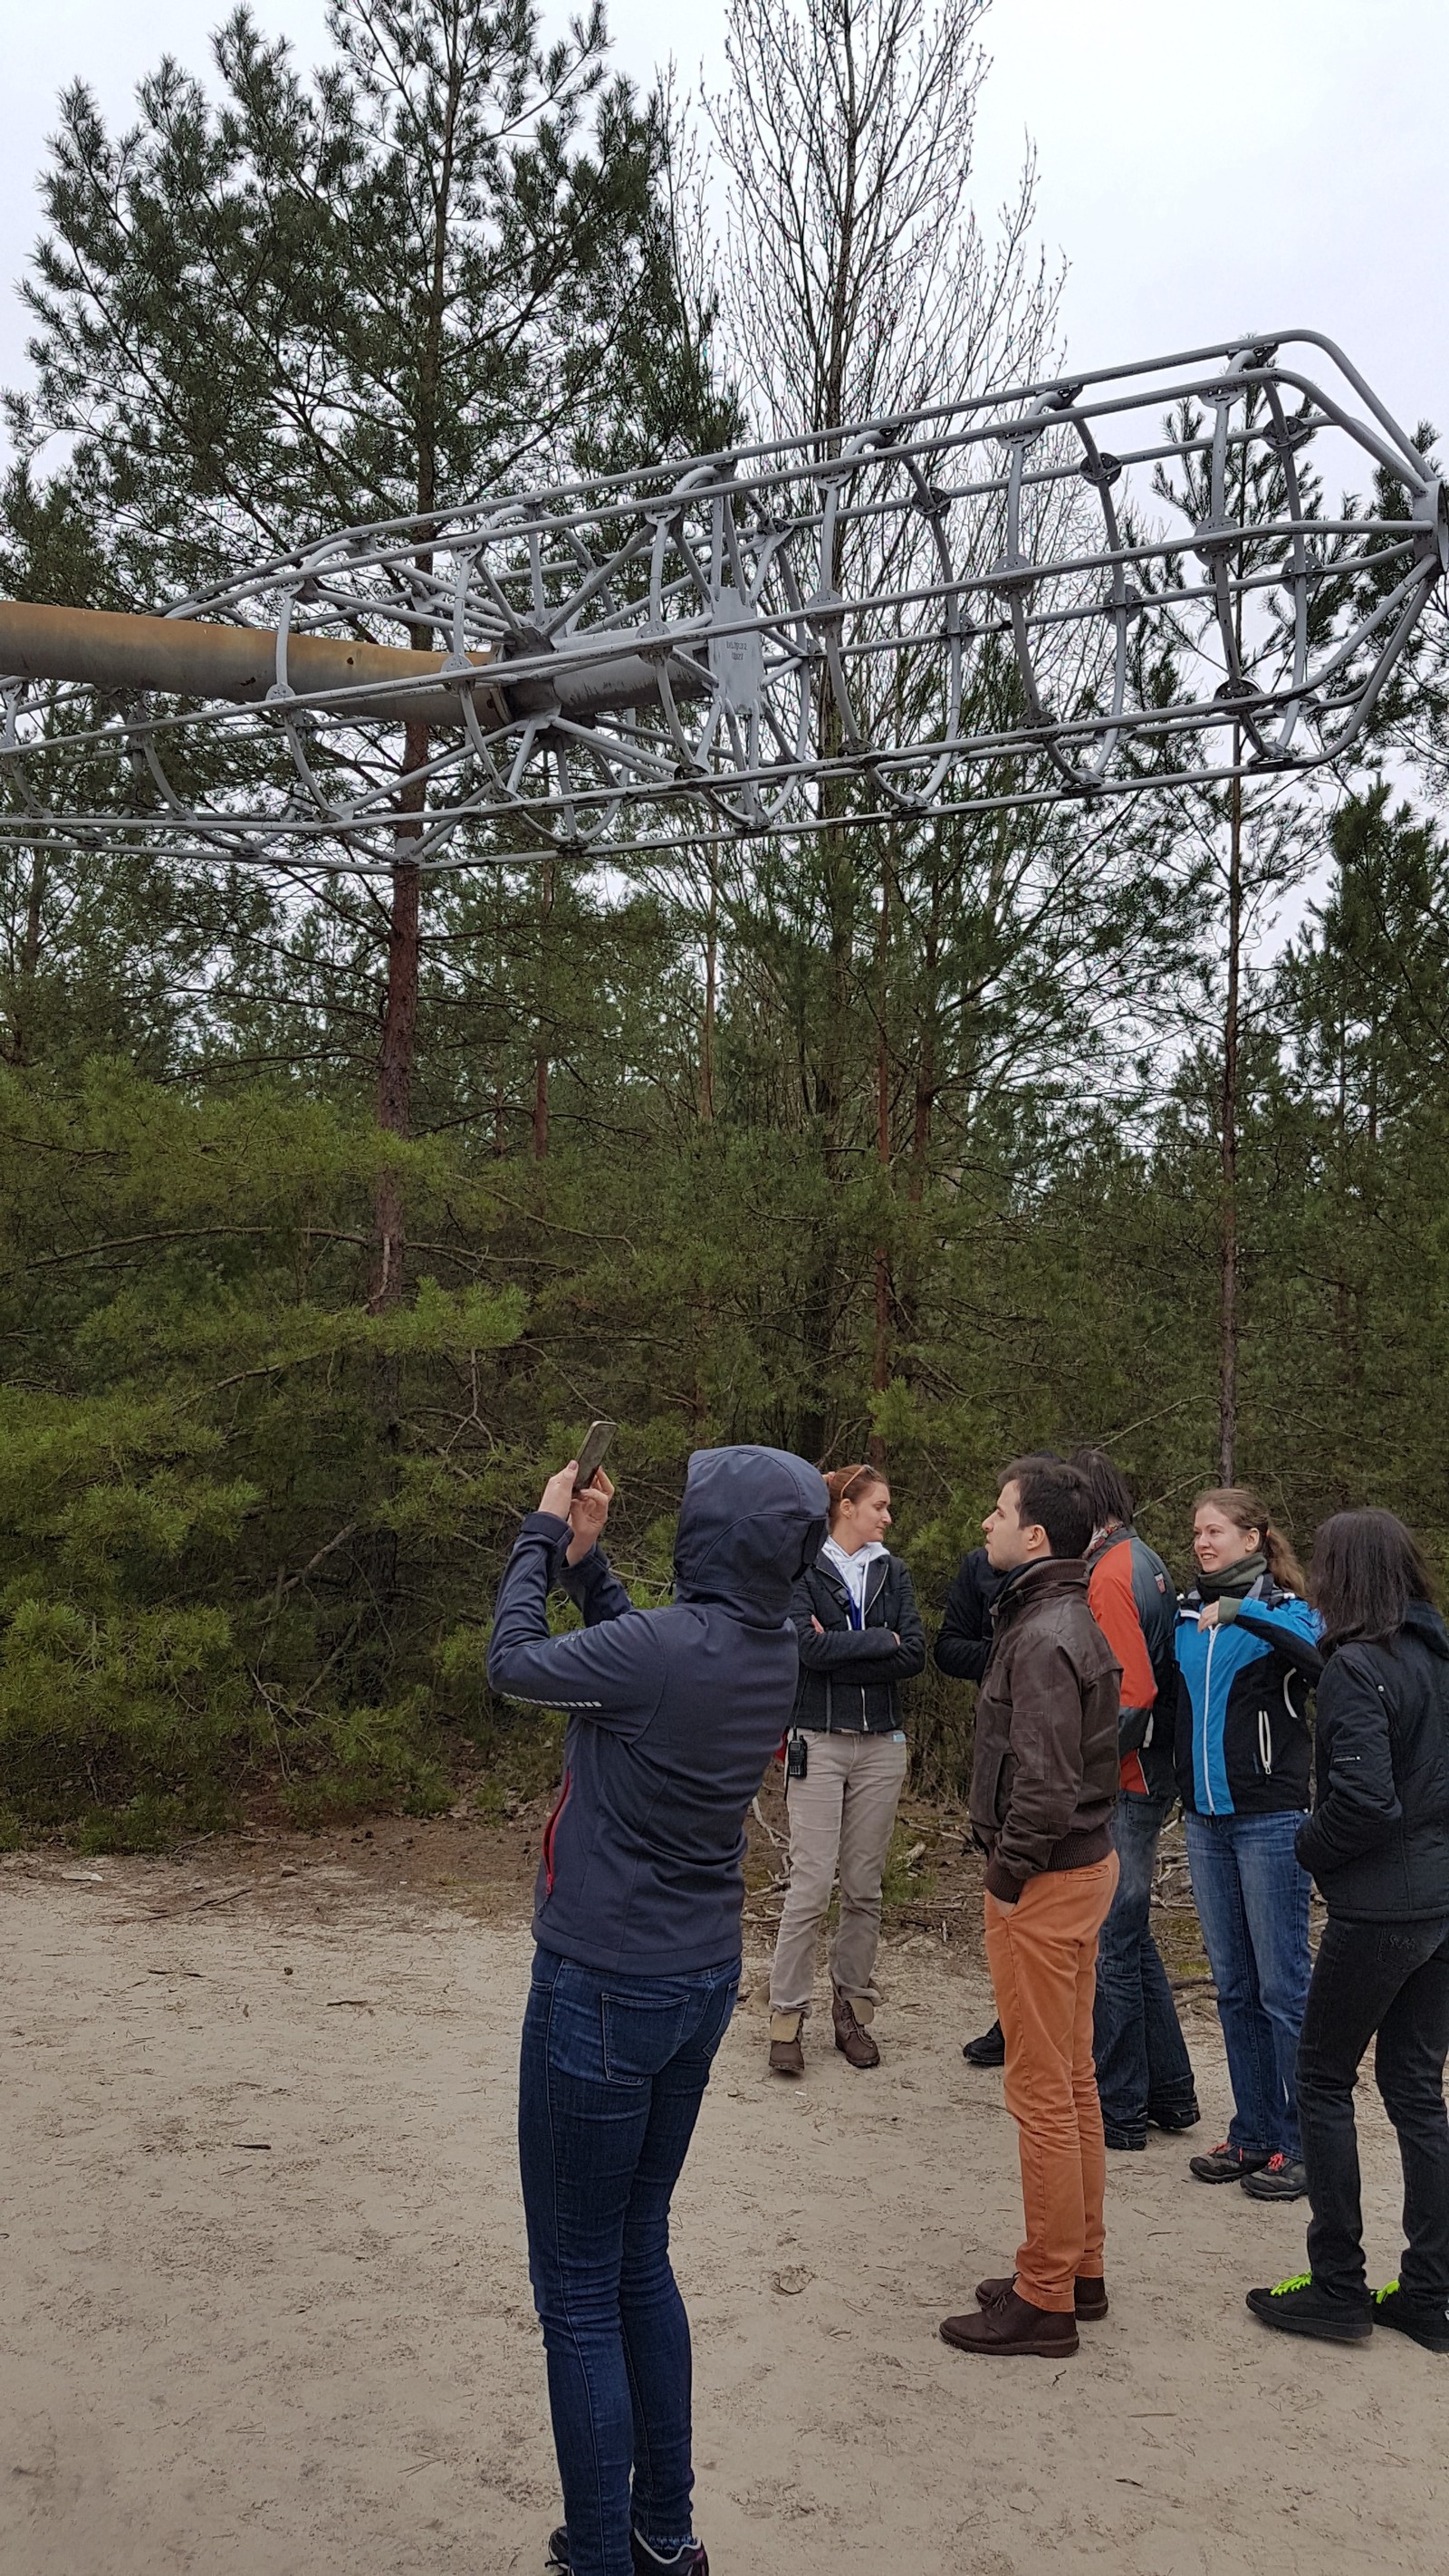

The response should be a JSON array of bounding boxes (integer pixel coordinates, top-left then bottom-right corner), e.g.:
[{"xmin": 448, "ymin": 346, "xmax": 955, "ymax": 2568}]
[
  {"xmin": 870, "ymin": 841, "xmax": 892, "ymax": 1457},
  {"xmin": 700, "ymin": 856, "xmax": 718, "ymax": 1121},
  {"xmin": 909, "ymin": 874, "xmax": 939, "ymax": 1204},
  {"xmin": 5, "ymin": 844, "xmax": 49, "ymax": 1065},
  {"xmin": 532, "ymin": 1051, "xmax": 550, "ymax": 1160},
  {"xmin": 364, "ymin": 22, "xmax": 465, "ymax": 1302},
  {"xmin": 532, "ymin": 857, "xmax": 556, "ymax": 1160},
  {"xmin": 369, "ymin": 716, "xmax": 428, "ymax": 1312},
  {"xmin": 1218, "ymin": 759, "xmax": 1243, "ymax": 1484},
  {"xmin": 22, "ymin": 846, "xmax": 45, "ymax": 988}
]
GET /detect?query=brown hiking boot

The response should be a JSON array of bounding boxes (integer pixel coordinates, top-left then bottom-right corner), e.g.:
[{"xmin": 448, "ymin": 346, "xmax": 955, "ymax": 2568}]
[
  {"xmin": 940, "ymin": 2289, "xmax": 1080, "ymax": 2358},
  {"xmin": 768, "ymin": 2011, "xmax": 804, "ymax": 2077},
  {"xmin": 975, "ymin": 2272, "xmax": 1108, "ymax": 2321},
  {"xmin": 831, "ymin": 1985, "xmax": 880, "ymax": 2069}
]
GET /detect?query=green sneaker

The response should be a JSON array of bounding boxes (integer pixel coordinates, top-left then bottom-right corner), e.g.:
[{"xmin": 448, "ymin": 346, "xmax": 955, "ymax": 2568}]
[
  {"xmin": 1246, "ymin": 2273, "xmax": 1372, "ymax": 2345},
  {"xmin": 1374, "ymin": 2280, "xmax": 1449, "ymax": 2354}
]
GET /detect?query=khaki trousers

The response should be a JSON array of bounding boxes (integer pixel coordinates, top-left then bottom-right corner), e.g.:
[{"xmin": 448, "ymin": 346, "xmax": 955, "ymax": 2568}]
[
  {"xmin": 984, "ymin": 1851, "xmax": 1119, "ymax": 2312},
  {"xmin": 769, "ymin": 1729, "xmax": 908, "ymax": 2013}
]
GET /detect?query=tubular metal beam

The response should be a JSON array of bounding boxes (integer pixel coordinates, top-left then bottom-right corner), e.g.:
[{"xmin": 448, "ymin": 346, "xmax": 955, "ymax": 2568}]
[
  {"xmin": 1, "ymin": 330, "xmax": 1442, "ymax": 872},
  {"xmin": 0, "ymin": 601, "xmax": 502, "ymax": 729}
]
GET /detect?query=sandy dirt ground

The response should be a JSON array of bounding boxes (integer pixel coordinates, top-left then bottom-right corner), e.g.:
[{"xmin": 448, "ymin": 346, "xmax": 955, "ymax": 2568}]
[{"xmin": 2, "ymin": 1824, "xmax": 1444, "ymax": 2576}]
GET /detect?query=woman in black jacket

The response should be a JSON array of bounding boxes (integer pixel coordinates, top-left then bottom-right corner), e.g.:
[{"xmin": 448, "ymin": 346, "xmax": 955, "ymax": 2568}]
[
  {"xmin": 767, "ymin": 1465, "xmax": 926, "ymax": 2078},
  {"xmin": 1247, "ymin": 1511, "xmax": 1449, "ymax": 2353}
]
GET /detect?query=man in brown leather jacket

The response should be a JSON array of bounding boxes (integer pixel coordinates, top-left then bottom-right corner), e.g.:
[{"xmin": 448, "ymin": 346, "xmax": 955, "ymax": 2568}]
[{"xmin": 940, "ymin": 1457, "xmax": 1122, "ymax": 2360}]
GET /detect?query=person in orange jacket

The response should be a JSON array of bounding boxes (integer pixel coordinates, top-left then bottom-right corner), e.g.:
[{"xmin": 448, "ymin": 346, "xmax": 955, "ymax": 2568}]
[{"xmin": 1071, "ymin": 1448, "xmax": 1201, "ymax": 2152}]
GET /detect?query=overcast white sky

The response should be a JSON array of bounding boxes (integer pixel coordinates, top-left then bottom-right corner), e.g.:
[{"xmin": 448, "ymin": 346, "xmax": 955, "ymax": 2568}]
[{"xmin": 3, "ymin": 0, "xmax": 1444, "ymax": 459}]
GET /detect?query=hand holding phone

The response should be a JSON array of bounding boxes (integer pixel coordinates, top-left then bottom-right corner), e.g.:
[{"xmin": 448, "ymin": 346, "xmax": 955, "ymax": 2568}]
[
  {"xmin": 566, "ymin": 1467, "xmax": 614, "ymax": 1565},
  {"xmin": 538, "ymin": 1422, "xmax": 619, "ymax": 1563}
]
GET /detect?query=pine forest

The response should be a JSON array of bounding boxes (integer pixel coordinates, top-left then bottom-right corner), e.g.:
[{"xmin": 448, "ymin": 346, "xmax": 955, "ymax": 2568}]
[{"xmin": 3, "ymin": 0, "xmax": 1448, "ymax": 1845}]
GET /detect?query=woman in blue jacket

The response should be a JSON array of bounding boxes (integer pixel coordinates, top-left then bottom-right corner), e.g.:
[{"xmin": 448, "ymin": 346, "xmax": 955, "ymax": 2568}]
[
  {"xmin": 1174, "ymin": 1485, "xmax": 1322, "ymax": 2200},
  {"xmin": 1249, "ymin": 1511, "xmax": 1449, "ymax": 2351}
]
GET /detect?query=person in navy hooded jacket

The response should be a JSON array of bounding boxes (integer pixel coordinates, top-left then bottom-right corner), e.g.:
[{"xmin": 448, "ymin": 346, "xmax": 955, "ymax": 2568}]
[
  {"xmin": 489, "ymin": 1443, "xmax": 828, "ymax": 2576},
  {"xmin": 1175, "ymin": 1485, "xmax": 1323, "ymax": 2202}
]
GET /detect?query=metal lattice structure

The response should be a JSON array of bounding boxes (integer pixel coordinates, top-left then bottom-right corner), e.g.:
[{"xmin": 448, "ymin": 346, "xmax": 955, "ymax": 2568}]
[{"xmin": 1, "ymin": 331, "xmax": 1443, "ymax": 873}]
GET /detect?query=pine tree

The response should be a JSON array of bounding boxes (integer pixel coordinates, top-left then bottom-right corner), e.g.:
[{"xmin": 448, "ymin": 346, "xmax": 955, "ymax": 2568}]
[{"xmin": 9, "ymin": 0, "xmax": 696, "ymax": 1302}]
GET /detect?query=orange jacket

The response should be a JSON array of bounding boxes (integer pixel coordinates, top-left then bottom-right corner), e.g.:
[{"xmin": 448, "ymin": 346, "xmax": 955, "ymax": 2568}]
[{"xmin": 1086, "ymin": 1527, "xmax": 1176, "ymax": 1797}]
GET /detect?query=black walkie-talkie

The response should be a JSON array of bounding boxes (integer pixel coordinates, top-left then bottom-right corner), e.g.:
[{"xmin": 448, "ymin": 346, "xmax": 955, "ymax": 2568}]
[{"xmin": 786, "ymin": 1731, "xmax": 809, "ymax": 1781}]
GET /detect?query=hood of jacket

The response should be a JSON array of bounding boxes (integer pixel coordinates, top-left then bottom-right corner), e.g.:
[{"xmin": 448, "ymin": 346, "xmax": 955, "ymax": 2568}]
[
  {"xmin": 1398, "ymin": 1600, "xmax": 1449, "ymax": 1659},
  {"xmin": 673, "ymin": 1445, "xmax": 829, "ymax": 1625}
]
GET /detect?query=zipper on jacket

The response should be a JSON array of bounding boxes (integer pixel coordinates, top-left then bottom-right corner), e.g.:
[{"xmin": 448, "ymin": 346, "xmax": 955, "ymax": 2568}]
[
  {"xmin": 820, "ymin": 1554, "xmax": 892, "ymax": 1734},
  {"xmin": 863, "ymin": 1561, "xmax": 879, "ymax": 1732},
  {"xmin": 1259, "ymin": 1707, "xmax": 1273, "ymax": 1775},
  {"xmin": 542, "ymin": 1767, "xmax": 571, "ymax": 1894},
  {"xmin": 1202, "ymin": 1624, "xmax": 1219, "ymax": 1813}
]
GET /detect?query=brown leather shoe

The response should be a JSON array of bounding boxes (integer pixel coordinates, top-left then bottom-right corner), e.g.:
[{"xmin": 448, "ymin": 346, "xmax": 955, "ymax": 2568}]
[
  {"xmin": 831, "ymin": 1986, "xmax": 880, "ymax": 2069},
  {"xmin": 974, "ymin": 2272, "xmax": 1108, "ymax": 2321},
  {"xmin": 768, "ymin": 2011, "xmax": 804, "ymax": 2077},
  {"xmin": 940, "ymin": 2289, "xmax": 1080, "ymax": 2357}
]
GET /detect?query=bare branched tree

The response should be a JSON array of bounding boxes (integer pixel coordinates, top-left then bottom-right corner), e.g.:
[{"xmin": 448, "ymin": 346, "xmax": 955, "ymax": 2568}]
[{"xmin": 710, "ymin": 0, "xmax": 1055, "ymax": 438}]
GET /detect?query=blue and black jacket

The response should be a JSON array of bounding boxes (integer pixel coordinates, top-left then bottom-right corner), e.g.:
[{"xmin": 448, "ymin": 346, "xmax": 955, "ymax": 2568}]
[
  {"xmin": 487, "ymin": 1445, "xmax": 829, "ymax": 1975},
  {"xmin": 1174, "ymin": 1575, "xmax": 1324, "ymax": 1818}
]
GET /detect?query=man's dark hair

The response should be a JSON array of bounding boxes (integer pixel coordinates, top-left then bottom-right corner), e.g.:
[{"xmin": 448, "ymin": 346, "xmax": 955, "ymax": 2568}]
[
  {"xmin": 1309, "ymin": 1509, "xmax": 1435, "ymax": 1653},
  {"xmin": 1003, "ymin": 1457, "xmax": 1094, "ymax": 1559},
  {"xmin": 1070, "ymin": 1447, "xmax": 1134, "ymax": 1532}
]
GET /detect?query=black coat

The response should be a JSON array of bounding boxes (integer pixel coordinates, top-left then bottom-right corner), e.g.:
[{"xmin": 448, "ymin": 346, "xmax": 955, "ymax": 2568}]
[
  {"xmin": 791, "ymin": 1552, "xmax": 926, "ymax": 1734},
  {"xmin": 1296, "ymin": 1600, "xmax": 1449, "ymax": 1922},
  {"xmin": 935, "ymin": 1546, "xmax": 1007, "ymax": 1684}
]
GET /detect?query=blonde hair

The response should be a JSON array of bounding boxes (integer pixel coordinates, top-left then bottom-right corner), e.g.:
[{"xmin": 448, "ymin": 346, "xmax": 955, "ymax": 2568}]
[{"xmin": 1195, "ymin": 1485, "xmax": 1305, "ymax": 1594}]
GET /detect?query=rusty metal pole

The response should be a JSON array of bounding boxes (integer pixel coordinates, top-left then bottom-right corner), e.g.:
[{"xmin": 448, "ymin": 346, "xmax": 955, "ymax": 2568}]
[{"xmin": 0, "ymin": 601, "xmax": 499, "ymax": 727}]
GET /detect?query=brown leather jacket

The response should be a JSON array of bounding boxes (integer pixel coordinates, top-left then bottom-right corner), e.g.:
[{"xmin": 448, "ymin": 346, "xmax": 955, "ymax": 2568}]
[{"xmin": 969, "ymin": 1556, "xmax": 1122, "ymax": 1899}]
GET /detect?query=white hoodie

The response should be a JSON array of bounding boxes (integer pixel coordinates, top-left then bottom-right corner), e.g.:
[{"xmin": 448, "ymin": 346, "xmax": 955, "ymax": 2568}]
[{"xmin": 819, "ymin": 1534, "xmax": 889, "ymax": 1626}]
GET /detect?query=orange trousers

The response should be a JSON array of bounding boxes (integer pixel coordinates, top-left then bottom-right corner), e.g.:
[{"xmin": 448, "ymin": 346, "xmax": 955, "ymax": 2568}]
[{"xmin": 984, "ymin": 1852, "xmax": 1119, "ymax": 2313}]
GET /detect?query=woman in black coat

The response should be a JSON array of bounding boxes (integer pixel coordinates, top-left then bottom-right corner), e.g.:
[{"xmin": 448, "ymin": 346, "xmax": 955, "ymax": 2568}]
[
  {"xmin": 766, "ymin": 1464, "xmax": 926, "ymax": 2077},
  {"xmin": 1247, "ymin": 1510, "xmax": 1449, "ymax": 2352}
]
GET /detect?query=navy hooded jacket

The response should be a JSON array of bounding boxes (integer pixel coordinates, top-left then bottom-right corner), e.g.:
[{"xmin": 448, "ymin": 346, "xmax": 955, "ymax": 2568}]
[{"xmin": 487, "ymin": 1445, "xmax": 829, "ymax": 1975}]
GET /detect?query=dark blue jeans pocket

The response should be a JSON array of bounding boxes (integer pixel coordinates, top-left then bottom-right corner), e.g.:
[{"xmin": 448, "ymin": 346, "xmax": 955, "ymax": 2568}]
[
  {"xmin": 600, "ymin": 1992, "xmax": 693, "ymax": 2084},
  {"xmin": 600, "ymin": 1979, "xmax": 739, "ymax": 2085}
]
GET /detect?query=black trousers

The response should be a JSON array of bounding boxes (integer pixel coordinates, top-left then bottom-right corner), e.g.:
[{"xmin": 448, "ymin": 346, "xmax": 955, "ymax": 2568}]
[{"xmin": 1297, "ymin": 1912, "xmax": 1449, "ymax": 2309}]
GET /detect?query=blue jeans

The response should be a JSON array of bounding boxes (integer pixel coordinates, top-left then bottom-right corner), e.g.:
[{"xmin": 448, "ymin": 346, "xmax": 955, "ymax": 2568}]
[
  {"xmin": 518, "ymin": 1945, "xmax": 740, "ymax": 2576},
  {"xmin": 1093, "ymin": 1790, "xmax": 1197, "ymax": 2142},
  {"xmin": 1185, "ymin": 1809, "xmax": 1311, "ymax": 2159}
]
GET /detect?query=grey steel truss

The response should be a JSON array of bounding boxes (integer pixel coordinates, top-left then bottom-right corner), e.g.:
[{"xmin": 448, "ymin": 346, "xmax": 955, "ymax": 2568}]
[{"xmin": 1, "ymin": 330, "xmax": 1443, "ymax": 873}]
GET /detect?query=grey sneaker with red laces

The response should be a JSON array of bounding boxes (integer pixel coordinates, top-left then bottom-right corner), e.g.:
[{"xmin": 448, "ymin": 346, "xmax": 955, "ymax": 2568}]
[
  {"xmin": 1188, "ymin": 2139, "xmax": 1271, "ymax": 2184},
  {"xmin": 1241, "ymin": 2153, "xmax": 1310, "ymax": 2201}
]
